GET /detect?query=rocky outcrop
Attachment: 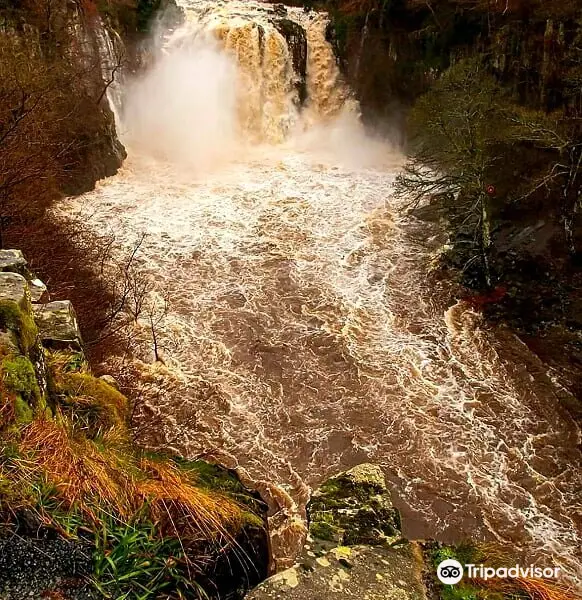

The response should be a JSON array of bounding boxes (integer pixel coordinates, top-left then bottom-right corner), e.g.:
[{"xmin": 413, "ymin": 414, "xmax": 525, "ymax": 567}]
[
  {"xmin": 248, "ymin": 544, "xmax": 426, "ymax": 600},
  {"xmin": 308, "ymin": 463, "xmax": 401, "ymax": 547},
  {"xmin": 248, "ymin": 464, "xmax": 426, "ymax": 600},
  {"xmin": 33, "ymin": 301, "xmax": 83, "ymax": 352}
]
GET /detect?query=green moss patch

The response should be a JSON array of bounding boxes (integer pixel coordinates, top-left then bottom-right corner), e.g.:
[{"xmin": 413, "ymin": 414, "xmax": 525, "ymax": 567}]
[
  {"xmin": 0, "ymin": 299, "xmax": 38, "ymax": 356},
  {"xmin": 53, "ymin": 371, "xmax": 128, "ymax": 433},
  {"xmin": 2, "ymin": 356, "xmax": 41, "ymax": 405},
  {"xmin": 308, "ymin": 464, "xmax": 401, "ymax": 547}
]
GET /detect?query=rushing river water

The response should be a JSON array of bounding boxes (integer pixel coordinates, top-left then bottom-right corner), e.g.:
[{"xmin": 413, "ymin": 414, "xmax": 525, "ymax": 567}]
[{"xmin": 62, "ymin": 0, "xmax": 582, "ymax": 583}]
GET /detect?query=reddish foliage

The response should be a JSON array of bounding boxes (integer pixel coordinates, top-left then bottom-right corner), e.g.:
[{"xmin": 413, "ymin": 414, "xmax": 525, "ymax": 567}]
[{"xmin": 464, "ymin": 285, "xmax": 508, "ymax": 308}]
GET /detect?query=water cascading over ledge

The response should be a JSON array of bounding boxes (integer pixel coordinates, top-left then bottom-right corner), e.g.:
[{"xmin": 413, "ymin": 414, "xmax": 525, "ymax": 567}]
[{"xmin": 119, "ymin": 0, "xmax": 357, "ymax": 149}]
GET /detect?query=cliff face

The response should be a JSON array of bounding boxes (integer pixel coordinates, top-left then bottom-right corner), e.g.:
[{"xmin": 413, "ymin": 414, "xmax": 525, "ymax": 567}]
[
  {"xmin": 325, "ymin": 0, "xmax": 582, "ymax": 121},
  {"xmin": 0, "ymin": 0, "xmax": 127, "ymax": 222}
]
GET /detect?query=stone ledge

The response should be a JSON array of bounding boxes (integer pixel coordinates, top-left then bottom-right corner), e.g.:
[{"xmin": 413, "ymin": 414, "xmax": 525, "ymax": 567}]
[
  {"xmin": 33, "ymin": 300, "xmax": 83, "ymax": 351},
  {"xmin": 0, "ymin": 272, "xmax": 28, "ymax": 306},
  {"xmin": 0, "ymin": 249, "xmax": 28, "ymax": 276}
]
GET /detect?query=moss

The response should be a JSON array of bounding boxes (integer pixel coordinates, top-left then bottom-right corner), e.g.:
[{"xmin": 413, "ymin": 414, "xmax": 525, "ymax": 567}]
[
  {"xmin": 54, "ymin": 372, "xmax": 128, "ymax": 434},
  {"xmin": 432, "ymin": 544, "xmax": 478, "ymax": 569},
  {"xmin": 310, "ymin": 519, "xmax": 337, "ymax": 541},
  {"xmin": 440, "ymin": 583, "xmax": 480, "ymax": 600},
  {"xmin": 309, "ymin": 467, "xmax": 400, "ymax": 547},
  {"xmin": 0, "ymin": 299, "xmax": 38, "ymax": 356},
  {"xmin": 13, "ymin": 394, "xmax": 33, "ymax": 424},
  {"xmin": 2, "ymin": 356, "xmax": 40, "ymax": 404}
]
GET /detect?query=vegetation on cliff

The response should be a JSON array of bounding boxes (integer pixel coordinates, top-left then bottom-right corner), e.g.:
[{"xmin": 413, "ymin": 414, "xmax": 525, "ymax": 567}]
[
  {"xmin": 316, "ymin": 0, "xmax": 582, "ymax": 406},
  {"xmin": 0, "ymin": 260, "xmax": 268, "ymax": 599}
]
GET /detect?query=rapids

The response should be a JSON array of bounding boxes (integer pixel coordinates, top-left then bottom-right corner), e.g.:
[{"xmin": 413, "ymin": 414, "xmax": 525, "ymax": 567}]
[{"xmin": 60, "ymin": 0, "xmax": 582, "ymax": 583}]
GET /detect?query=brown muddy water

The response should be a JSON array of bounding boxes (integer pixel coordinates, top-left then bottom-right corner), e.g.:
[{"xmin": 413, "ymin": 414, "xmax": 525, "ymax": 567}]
[{"xmin": 62, "ymin": 0, "xmax": 582, "ymax": 584}]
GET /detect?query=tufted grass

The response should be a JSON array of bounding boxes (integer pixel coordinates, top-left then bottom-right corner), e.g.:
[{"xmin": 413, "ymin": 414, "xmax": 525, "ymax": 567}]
[{"xmin": 0, "ymin": 348, "xmax": 260, "ymax": 599}]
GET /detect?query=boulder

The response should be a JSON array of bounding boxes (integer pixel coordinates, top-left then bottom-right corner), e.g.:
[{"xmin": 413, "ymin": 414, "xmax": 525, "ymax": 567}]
[
  {"xmin": 0, "ymin": 272, "xmax": 28, "ymax": 306},
  {"xmin": 308, "ymin": 463, "xmax": 401, "ymax": 547},
  {"xmin": 248, "ymin": 543, "xmax": 426, "ymax": 600},
  {"xmin": 248, "ymin": 464, "xmax": 426, "ymax": 600},
  {"xmin": 33, "ymin": 300, "xmax": 83, "ymax": 351},
  {"xmin": 0, "ymin": 249, "xmax": 28, "ymax": 276}
]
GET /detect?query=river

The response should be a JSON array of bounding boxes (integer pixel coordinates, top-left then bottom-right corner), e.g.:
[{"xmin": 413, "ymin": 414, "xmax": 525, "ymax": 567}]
[{"xmin": 59, "ymin": 0, "xmax": 582, "ymax": 582}]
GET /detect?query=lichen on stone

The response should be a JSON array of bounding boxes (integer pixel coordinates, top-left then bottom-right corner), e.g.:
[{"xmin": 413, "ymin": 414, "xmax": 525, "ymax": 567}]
[{"xmin": 308, "ymin": 463, "xmax": 401, "ymax": 547}]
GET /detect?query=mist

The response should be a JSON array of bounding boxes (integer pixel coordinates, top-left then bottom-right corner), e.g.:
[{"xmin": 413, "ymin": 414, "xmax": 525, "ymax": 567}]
[
  {"xmin": 116, "ymin": 13, "xmax": 394, "ymax": 173},
  {"xmin": 120, "ymin": 36, "xmax": 240, "ymax": 171}
]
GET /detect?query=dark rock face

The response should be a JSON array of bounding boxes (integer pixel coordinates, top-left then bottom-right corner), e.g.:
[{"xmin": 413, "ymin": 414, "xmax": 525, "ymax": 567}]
[
  {"xmin": 274, "ymin": 19, "xmax": 308, "ymax": 105},
  {"xmin": 61, "ymin": 102, "xmax": 126, "ymax": 196}
]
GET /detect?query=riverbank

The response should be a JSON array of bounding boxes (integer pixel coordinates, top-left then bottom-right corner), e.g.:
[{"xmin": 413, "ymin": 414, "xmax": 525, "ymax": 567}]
[{"xmin": 0, "ymin": 250, "xmax": 269, "ymax": 599}]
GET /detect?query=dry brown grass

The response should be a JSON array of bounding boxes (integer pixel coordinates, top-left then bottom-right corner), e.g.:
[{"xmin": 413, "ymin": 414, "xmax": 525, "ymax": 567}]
[
  {"xmin": 467, "ymin": 543, "xmax": 582, "ymax": 600},
  {"xmin": 13, "ymin": 417, "xmax": 243, "ymax": 542},
  {"xmin": 478, "ymin": 577, "xmax": 582, "ymax": 600},
  {"xmin": 18, "ymin": 418, "xmax": 134, "ymax": 519},
  {"xmin": 137, "ymin": 458, "xmax": 243, "ymax": 541}
]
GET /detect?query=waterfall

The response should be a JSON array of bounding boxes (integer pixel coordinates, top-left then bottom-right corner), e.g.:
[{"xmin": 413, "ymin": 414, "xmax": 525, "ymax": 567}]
[
  {"xmin": 59, "ymin": 0, "xmax": 582, "ymax": 582},
  {"xmin": 121, "ymin": 0, "xmax": 357, "ymax": 148},
  {"xmin": 95, "ymin": 20, "xmax": 125, "ymax": 130}
]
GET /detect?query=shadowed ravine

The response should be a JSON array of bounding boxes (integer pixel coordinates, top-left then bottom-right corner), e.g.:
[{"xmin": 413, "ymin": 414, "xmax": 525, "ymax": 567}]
[{"xmin": 59, "ymin": 0, "xmax": 582, "ymax": 582}]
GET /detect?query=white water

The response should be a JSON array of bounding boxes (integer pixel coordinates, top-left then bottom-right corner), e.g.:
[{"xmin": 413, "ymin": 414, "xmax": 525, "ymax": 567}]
[{"xmin": 60, "ymin": 0, "xmax": 582, "ymax": 584}]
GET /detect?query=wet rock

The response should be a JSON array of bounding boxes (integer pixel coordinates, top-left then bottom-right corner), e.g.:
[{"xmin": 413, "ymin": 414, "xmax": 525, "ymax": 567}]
[
  {"xmin": 308, "ymin": 463, "xmax": 401, "ymax": 547},
  {"xmin": 274, "ymin": 3, "xmax": 287, "ymax": 17},
  {"xmin": 248, "ymin": 465, "xmax": 423, "ymax": 600},
  {"xmin": 0, "ymin": 250, "xmax": 28, "ymax": 276},
  {"xmin": 33, "ymin": 300, "xmax": 83, "ymax": 351},
  {"xmin": 274, "ymin": 19, "xmax": 307, "ymax": 104},
  {"xmin": 247, "ymin": 544, "xmax": 426, "ymax": 600},
  {"xmin": 0, "ymin": 272, "xmax": 28, "ymax": 306}
]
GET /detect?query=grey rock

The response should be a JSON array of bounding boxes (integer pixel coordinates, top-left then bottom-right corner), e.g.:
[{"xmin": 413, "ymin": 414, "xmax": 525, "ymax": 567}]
[
  {"xmin": 0, "ymin": 249, "xmax": 27, "ymax": 276},
  {"xmin": 0, "ymin": 272, "xmax": 28, "ymax": 306},
  {"xmin": 247, "ymin": 544, "xmax": 426, "ymax": 600},
  {"xmin": 33, "ymin": 300, "xmax": 83, "ymax": 351},
  {"xmin": 27, "ymin": 279, "xmax": 47, "ymax": 303}
]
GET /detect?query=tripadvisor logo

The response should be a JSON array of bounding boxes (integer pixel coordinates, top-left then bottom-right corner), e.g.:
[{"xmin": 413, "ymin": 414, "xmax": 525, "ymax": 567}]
[
  {"xmin": 437, "ymin": 559, "xmax": 561, "ymax": 585},
  {"xmin": 437, "ymin": 559, "xmax": 464, "ymax": 585}
]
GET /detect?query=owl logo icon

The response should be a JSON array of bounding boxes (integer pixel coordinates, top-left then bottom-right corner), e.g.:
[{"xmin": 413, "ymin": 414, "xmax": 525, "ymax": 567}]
[{"xmin": 437, "ymin": 559, "xmax": 464, "ymax": 585}]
